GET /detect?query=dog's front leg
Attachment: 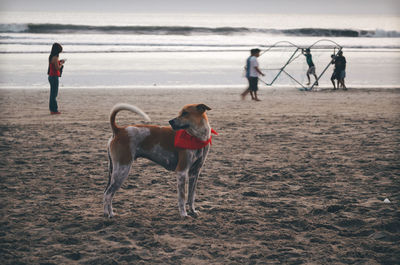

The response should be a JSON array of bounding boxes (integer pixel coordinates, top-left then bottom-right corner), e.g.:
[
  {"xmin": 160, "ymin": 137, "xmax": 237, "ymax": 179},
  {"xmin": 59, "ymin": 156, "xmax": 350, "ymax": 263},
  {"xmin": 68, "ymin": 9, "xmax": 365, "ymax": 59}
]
[
  {"xmin": 176, "ymin": 170, "xmax": 188, "ymax": 218},
  {"xmin": 187, "ymin": 173, "xmax": 200, "ymax": 217},
  {"xmin": 188, "ymin": 148, "xmax": 209, "ymax": 217},
  {"xmin": 175, "ymin": 150, "xmax": 191, "ymax": 218}
]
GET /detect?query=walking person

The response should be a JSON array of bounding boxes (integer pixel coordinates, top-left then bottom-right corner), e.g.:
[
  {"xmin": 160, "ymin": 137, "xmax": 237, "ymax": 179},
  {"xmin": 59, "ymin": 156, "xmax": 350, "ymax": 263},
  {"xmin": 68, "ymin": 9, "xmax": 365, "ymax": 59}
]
[
  {"xmin": 48, "ymin": 43, "xmax": 65, "ymax": 114},
  {"xmin": 302, "ymin": 48, "xmax": 318, "ymax": 86},
  {"xmin": 331, "ymin": 50, "xmax": 347, "ymax": 90},
  {"xmin": 241, "ymin": 48, "xmax": 265, "ymax": 101}
]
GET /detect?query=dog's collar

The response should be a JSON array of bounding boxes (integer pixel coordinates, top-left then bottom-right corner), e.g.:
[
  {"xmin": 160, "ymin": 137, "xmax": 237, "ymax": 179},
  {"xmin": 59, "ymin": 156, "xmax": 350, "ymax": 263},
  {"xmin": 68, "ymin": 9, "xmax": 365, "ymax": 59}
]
[{"xmin": 174, "ymin": 129, "xmax": 218, "ymax": 150}]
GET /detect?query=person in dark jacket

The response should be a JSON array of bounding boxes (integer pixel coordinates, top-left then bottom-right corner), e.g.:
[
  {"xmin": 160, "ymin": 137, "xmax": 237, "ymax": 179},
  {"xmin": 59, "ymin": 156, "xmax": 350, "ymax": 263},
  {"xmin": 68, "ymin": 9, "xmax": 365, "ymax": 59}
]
[{"xmin": 330, "ymin": 50, "xmax": 347, "ymax": 90}]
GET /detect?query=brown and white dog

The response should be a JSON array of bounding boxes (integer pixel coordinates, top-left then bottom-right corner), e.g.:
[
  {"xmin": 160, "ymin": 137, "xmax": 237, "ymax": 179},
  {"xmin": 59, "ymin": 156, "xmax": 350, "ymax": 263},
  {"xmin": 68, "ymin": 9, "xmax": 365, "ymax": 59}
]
[{"xmin": 104, "ymin": 103, "xmax": 214, "ymax": 218}]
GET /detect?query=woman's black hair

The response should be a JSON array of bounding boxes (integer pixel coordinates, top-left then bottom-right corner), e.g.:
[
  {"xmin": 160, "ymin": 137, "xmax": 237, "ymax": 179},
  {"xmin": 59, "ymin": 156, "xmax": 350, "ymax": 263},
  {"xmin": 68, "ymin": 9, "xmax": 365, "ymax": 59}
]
[
  {"xmin": 49, "ymin": 43, "xmax": 63, "ymax": 62},
  {"xmin": 48, "ymin": 43, "xmax": 63, "ymax": 74}
]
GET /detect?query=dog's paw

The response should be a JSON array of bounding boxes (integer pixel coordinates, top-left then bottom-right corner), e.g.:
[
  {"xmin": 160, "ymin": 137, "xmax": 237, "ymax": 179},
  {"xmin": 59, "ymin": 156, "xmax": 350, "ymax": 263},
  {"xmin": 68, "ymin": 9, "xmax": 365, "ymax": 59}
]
[
  {"xmin": 188, "ymin": 210, "xmax": 200, "ymax": 218},
  {"xmin": 104, "ymin": 203, "xmax": 114, "ymax": 218},
  {"xmin": 179, "ymin": 212, "xmax": 190, "ymax": 219},
  {"xmin": 104, "ymin": 211, "xmax": 115, "ymax": 218}
]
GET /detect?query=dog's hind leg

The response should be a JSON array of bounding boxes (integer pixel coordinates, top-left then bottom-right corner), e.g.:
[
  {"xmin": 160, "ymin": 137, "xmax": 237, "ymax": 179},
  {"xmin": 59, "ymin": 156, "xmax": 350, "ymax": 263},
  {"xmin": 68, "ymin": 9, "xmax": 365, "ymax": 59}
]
[
  {"xmin": 103, "ymin": 162, "xmax": 132, "ymax": 218},
  {"xmin": 104, "ymin": 145, "xmax": 113, "ymax": 193}
]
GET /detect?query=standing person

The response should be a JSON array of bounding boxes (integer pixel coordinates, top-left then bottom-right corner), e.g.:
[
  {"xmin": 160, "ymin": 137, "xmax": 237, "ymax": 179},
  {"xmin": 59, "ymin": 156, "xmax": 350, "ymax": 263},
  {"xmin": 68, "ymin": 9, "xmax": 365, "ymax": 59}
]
[
  {"xmin": 48, "ymin": 43, "xmax": 65, "ymax": 114},
  {"xmin": 302, "ymin": 48, "xmax": 318, "ymax": 86},
  {"xmin": 241, "ymin": 48, "xmax": 265, "ymax": 101},
  {"xmin": 330, "ymin": 50, "xmax": 347, "ymax": 90}
]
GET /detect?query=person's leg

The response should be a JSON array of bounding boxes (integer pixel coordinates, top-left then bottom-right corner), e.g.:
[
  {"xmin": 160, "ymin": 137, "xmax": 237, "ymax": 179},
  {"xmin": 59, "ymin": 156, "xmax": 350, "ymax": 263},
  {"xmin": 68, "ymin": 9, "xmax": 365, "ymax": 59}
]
[
  {"xmin": 54, "ymin": 77, "xmax": 59, "ymax": 111},
  {"xmin": 241, "ymin": 78, "xmax": 251, "ymax": 99},
  {"xmin": 313, "ymin": 73, "xmax": 319, "ymax": 85},
  {"xmin": 306, "ymin": 73, "xmax": 310, "ymax": 85},
  {"xmin": 250, "ymin": 91, "xmax": 255, "ymax": 100},
  {"xmin": 340, "ymin": 78, "xmax": 346, "ymax": 89},
  {"xmin": 331, "ymin": 71, "xmax": 337, "ymax": 89},
  {"xmin": 49, "ymin": 76, "xmax": 54, "ymax": 111},
  {"xmin": 253, "ymin": 78, "xmax": 260, "ymax": 101},
  {"xmin": 331, "ymin": 77, "xmax": 336, "ymax": 89},
  {"xmin": 341, "ymin": 71, "xmax": 347, "ymax": 89},
  {"xmin": 245, "ymin": 77, "xmax": 257, "ymax": 100},
  {"xmin": 309, "ymin": 67, "xmax": 317, "ymax": 85},
  {"xmin": 49, "ymin": 76, "xmax": 59, "ymax": 112},
  {"xmin": 241, "ymin": 89, "xmax": 250, "ymax": 99}
]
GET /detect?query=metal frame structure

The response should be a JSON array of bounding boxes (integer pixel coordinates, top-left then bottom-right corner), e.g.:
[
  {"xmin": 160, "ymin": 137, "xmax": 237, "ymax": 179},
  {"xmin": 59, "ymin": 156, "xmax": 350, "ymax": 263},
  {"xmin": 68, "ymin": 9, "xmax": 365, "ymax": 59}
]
[{"xmin": 258, "ymin": 39, "xmax": 342, "ymax": 91}]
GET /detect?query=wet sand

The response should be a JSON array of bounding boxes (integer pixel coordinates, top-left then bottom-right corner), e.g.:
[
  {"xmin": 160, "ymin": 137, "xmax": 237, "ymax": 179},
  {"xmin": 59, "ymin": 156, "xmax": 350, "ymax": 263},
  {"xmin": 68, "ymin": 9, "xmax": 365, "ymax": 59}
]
[{"xmin": 0, "ymin": 87, "xmax": 399, "ymax": 264}]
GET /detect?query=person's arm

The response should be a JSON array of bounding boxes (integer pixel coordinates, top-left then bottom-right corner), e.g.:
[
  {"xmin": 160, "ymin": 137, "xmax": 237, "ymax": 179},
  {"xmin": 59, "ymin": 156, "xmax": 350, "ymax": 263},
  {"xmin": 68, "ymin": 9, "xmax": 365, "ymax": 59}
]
[
  {"xmin": 51, "ymin": 56, "xmax": 64, "ymax": 71},
  {"xmin": 331, "ymin": 55, "xmax": 336, "ymax": 64},
  {"xmin": 255, "ymin": 66, "xmax": 265, "ymax": 76},
  {"xmin": 253, "ymin": 58, "xmax": 264, "ymax": 76}
]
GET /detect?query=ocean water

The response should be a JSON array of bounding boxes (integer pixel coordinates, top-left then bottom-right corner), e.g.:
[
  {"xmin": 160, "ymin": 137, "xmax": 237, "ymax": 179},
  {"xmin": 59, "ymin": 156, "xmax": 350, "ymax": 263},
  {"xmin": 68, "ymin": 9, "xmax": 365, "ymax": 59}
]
[{"xmin": 0, "ymin": 12, "xmax": 399, "ymax": 89}]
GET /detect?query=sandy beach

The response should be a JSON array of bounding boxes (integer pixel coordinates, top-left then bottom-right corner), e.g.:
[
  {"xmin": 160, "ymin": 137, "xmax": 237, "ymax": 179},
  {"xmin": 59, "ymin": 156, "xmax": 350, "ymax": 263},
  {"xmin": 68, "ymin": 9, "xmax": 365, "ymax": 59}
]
[{"xmin": 0, "ymin": 87, "xmax": 399, "ymax": 264}]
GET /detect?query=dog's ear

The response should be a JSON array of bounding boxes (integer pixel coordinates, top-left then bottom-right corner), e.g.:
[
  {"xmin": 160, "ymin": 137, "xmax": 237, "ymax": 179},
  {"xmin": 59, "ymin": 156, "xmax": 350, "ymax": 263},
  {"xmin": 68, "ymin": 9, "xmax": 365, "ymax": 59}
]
[{"xmin": 196, "ymin": 104, "xmax": 211, "ymax": 113}]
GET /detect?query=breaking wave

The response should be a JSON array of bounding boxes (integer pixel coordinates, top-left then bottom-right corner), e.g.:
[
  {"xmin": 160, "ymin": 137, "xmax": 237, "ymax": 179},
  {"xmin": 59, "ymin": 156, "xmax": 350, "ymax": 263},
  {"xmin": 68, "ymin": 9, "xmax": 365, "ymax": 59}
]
[{"xmin": 0, "ymin": 23, "xmax": 399, "ymax": 38}]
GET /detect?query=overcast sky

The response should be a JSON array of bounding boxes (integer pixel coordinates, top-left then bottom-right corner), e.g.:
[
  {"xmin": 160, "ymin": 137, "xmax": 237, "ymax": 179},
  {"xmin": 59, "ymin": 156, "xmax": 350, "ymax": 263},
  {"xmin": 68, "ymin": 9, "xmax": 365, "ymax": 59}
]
[{"xmin": 0, "ymin": 0, "xmax": 399, "ymax": 15}]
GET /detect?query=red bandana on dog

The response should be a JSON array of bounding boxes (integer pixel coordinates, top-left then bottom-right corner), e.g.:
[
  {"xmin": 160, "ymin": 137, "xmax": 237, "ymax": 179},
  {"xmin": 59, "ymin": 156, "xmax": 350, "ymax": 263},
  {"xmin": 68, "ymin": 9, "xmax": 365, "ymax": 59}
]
[{"xmin": 174, "ymin": 129, "xmax": 218, "ymax": 150}]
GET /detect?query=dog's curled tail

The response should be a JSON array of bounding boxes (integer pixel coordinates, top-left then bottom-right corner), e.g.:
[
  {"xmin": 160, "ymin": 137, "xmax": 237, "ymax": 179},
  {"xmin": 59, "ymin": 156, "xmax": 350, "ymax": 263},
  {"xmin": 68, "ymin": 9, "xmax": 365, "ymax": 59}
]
[{"xmin": 110, "ymin": 103, "xmax": 151, "ymax": 133}]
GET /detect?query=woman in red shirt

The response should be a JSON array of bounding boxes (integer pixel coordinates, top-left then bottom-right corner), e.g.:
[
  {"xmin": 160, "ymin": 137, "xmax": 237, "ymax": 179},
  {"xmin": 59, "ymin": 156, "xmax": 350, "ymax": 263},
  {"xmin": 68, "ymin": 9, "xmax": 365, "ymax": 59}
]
[{"xmin": 48, "ymin": 43, "xmax": 65, "ymax": 114}]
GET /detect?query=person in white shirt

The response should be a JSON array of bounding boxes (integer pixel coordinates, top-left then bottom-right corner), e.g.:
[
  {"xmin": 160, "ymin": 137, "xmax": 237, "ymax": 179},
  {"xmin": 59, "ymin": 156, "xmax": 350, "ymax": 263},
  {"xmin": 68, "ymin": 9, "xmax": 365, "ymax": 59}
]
[{"xmin": 241, "ymin": 48, "xmax": 265, "ymax": 101}]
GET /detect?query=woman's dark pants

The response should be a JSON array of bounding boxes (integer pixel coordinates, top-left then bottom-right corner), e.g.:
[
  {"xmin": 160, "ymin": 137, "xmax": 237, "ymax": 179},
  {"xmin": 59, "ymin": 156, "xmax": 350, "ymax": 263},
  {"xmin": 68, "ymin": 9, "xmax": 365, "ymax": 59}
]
[{"xmin": 48, "ymin": 76, "xmax": 59, "ymax": 112}]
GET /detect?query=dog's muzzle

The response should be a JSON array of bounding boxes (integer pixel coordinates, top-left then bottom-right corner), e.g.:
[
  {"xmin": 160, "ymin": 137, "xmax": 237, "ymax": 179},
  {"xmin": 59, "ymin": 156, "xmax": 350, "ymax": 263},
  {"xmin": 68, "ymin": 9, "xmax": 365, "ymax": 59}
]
[{"xmin": 169, "ymin": 119, "xmax": 189, "ymax": 130}]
